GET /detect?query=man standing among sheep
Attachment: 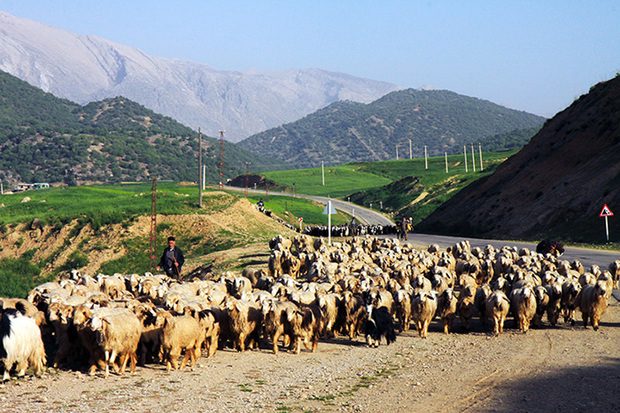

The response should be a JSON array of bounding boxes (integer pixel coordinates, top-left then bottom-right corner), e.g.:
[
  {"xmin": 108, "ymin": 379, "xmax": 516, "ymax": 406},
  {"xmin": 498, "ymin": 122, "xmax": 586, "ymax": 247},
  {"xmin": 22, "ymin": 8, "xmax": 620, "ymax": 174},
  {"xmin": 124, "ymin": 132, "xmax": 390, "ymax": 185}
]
[{"xmin": 157, "ymin": 236, "xmax": 185, "ymax": 279}]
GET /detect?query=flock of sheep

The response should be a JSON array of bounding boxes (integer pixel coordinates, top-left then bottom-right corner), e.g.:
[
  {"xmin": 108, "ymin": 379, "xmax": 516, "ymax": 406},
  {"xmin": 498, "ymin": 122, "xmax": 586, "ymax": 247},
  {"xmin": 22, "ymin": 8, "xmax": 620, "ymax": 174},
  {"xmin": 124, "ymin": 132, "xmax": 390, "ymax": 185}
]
[{"xmin": 0, "ymin": 234, "xmax": 617, "ymax": 381}]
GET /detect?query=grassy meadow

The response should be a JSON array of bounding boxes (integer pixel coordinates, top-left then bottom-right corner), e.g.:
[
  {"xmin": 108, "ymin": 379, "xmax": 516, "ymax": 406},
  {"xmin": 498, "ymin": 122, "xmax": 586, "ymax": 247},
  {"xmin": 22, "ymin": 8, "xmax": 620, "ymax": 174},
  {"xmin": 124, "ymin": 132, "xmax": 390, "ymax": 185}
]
[
  {"xmin": 261, "ymin": 150, "xmax": 518, "ymax": 223},
  {"xmin": 262, "ymin": 150, "xmax": 517, "ymax": 198}
]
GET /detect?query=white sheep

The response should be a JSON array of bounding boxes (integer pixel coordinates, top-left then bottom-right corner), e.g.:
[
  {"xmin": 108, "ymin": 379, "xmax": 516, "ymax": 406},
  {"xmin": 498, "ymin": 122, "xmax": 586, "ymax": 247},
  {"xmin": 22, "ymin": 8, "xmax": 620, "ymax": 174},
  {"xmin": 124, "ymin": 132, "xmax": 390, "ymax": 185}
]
[
  {"xmin": 88, "ymin": 308, "xmax": 142, "ymax": 377},
  {"xmin": 0, "ymin": 309, "xmax": 46, "ymax": 381}
]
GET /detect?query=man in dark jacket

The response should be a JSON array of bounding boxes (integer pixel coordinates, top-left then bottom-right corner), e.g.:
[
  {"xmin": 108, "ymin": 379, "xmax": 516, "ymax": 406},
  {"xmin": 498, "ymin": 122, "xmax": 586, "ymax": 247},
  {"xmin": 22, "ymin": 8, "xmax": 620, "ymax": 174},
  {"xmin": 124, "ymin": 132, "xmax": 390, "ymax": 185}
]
[{"xmin": 157, "ymin": 236, "xmax": 185, "ymax": 279}]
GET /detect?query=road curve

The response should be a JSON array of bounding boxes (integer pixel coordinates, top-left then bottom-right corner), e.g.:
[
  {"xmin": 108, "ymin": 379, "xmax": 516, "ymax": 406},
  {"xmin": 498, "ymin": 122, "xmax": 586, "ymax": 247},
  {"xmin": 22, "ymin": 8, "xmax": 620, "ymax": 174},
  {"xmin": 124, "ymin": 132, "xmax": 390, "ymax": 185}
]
[{"xmin": 223, "ymin": 186, "xmax": 394, "ymax": 226}]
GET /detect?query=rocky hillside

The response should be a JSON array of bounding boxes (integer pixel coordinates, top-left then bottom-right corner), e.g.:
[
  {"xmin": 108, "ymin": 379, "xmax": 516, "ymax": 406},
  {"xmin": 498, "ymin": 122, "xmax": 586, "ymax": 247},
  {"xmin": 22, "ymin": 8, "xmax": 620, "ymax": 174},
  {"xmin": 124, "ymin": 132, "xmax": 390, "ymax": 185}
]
[
  {"xmin": 0, "ymin": 70, "xmax": 287, "ymax": 185},
  {"xmin": 417, "ymin": 75, "xmax": 620, "ymax": 243},
  {"xmin": 0, "ymin": 11, "xmax": 400, "ymax": 141},
  {"xmin": 239, "ymin": 89, "xmax": 544, "ymax": 168}
]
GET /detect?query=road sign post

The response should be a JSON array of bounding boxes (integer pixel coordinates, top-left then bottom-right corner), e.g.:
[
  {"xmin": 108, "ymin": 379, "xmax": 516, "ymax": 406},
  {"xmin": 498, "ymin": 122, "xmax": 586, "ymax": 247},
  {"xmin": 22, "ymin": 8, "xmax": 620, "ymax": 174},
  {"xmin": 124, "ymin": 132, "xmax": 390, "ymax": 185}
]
[
  {"xmin": 599, "ymin": 204, "xmax": 614, "ymax": 241},
  {"xmin": 299, "ymin": 217, "xmax": 303, "ymax": 231},
  {"xmin": 322, "ymin": 200, "xmax": 337, "ymax": 245}
]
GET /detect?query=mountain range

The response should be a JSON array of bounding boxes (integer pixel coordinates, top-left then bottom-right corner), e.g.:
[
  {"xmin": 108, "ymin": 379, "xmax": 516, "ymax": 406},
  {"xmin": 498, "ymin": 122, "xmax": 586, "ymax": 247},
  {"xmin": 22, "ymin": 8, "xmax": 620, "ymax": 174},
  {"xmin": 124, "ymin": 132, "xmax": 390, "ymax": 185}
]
[
  {"xmin": 239, "ymin": 89, "xmax": 545, "ymax": 168},
  {"xmin": 417, "ymin": 75, "xmax": 620, "ymax": 243},
  {"xmin": 0, "ymin": 70, "xmax": 286, "ymax": 185},
  {"xmin": 0, "ymin": 11, "xmax": 400, "ymax": 141}
]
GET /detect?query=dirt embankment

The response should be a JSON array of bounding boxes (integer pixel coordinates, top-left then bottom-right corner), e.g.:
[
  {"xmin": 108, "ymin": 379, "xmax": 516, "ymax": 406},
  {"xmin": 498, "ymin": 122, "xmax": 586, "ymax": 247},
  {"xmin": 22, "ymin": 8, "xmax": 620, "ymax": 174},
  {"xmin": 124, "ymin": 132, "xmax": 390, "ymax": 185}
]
[{"xmin": 0, "ymin": 195, "xmax": 293, "ymax": 279}]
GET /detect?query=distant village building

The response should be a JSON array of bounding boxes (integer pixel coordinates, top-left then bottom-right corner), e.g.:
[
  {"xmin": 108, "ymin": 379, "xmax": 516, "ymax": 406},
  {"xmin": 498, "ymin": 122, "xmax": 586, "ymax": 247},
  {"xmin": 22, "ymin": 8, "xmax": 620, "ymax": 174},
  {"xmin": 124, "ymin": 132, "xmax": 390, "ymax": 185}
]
[{"xmin": 12, "ymin": 182, "xmax": 50, "ymax": 192}]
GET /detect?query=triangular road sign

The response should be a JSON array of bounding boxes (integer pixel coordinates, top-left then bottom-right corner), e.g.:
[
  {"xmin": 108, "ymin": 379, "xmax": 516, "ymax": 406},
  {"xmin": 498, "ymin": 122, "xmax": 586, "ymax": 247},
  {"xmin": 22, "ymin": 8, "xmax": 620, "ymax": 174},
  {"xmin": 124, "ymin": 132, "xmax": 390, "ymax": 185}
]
[
  {"xmin": 600, "ymin": 204, "xmax": 614, "ymax": 217},
  {"xmin": 322, "ymin": 201, "xmax": 337, "ymax": 215}
]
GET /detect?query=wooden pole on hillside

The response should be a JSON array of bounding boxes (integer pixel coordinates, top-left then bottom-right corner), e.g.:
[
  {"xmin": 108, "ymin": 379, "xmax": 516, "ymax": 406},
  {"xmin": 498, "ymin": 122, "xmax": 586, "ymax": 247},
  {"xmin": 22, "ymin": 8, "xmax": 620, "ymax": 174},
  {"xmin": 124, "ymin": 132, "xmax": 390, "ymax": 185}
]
[
  {"xmin": 409, "ymin": 139, "xmax": 412, "ymax": 160},
  {"xmin": 479, "ymin": 143, "xmax": 484, "ymax": 171},
  {"xmin": 424, "ymin": 146, "xmax": 428, "ymax": 170},
  {"xmin": 219, "ymin": 131, "xmax": 225, "ymax": 189},
  {"xmin": 149, "ymin": 178, "xmax": 157, "ymax": 273},
  {"xmin": 198, "ymin": 128, "xmax": 203, "ymax": 208},
  {"xmin": 445, "ymin": 152, "xmax": 448, "ymax": 173},
  {"xmin": 471, "ymin": 144, "xmax": 476, "ymax": 172},
  {"xmin": 322, "ymin": 161, "xmax": 325, "ymax": 186}
]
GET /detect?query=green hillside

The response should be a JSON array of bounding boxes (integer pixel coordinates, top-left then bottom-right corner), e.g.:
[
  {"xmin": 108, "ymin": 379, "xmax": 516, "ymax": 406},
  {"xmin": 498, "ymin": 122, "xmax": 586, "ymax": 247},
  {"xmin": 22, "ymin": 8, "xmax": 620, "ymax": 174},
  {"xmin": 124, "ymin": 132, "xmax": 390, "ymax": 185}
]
[
  {"xmin": 0, "ymin": 70, "xmax": 288, "ymax": 186},
  {"xmin": 259, "ymin": 149, "xmax": 517, "ymax": 224},
  {"xmin": 239, "ymin": 88, "xmax": 544, "ymax": 168}
]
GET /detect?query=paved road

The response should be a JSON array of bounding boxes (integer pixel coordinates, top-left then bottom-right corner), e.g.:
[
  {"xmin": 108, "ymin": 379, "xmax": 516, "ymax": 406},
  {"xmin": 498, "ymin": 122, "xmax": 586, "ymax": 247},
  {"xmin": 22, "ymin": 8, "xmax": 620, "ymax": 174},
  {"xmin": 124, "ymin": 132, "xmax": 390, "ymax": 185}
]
[
  {"xmin": 398, "ymin": 232, "xmax": 619, "ymax": 270},
  {"xmin": 224, "ymin": 186, "xmax": 394, "ymax": 226},
  {"xmin": 225, "ymin": 186, "xmax": 619, "ymax": 270}
]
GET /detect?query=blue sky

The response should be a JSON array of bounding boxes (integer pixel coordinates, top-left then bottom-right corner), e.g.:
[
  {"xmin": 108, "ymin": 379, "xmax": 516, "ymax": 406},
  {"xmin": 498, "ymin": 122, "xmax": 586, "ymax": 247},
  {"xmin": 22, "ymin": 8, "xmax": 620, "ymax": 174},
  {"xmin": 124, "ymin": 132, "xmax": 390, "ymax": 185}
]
[{"xmin": 2, "ymin": 1, "xmax": 619, "ymax": 117}]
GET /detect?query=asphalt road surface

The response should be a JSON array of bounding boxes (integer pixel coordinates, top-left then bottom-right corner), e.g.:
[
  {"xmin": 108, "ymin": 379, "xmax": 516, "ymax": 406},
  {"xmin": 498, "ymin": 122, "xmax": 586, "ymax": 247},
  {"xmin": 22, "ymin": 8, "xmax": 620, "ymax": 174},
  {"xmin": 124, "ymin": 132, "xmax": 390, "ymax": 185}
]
[{"xmin": 226, "ymin": 186, "xmax": 619, "ymax": 270}]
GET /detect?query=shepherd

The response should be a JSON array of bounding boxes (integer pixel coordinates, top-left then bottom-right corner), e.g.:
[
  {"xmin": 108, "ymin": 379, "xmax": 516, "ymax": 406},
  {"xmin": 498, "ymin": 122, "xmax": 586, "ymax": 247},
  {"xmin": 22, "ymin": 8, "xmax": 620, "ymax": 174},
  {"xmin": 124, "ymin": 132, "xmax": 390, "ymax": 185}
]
[{"xmin": 157, "ymin": 236, "xmax": 185, "ymax": 279}]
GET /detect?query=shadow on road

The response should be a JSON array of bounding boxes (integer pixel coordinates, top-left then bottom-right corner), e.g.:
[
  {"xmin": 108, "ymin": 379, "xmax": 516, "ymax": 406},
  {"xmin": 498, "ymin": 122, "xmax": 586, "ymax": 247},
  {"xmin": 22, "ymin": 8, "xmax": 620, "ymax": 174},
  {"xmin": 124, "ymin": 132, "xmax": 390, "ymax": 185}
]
[{"xmin": 491, "ymin": 357, "xmax": 620, "ymax": 412}]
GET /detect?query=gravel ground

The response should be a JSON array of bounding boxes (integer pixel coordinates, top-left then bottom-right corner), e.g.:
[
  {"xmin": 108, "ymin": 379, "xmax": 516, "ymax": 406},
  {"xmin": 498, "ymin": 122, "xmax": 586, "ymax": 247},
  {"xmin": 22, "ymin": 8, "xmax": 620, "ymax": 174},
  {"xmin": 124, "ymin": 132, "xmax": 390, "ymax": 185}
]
[{"xmin": 2, "ymin": 293, "xmax": 619, "ymax": 413}]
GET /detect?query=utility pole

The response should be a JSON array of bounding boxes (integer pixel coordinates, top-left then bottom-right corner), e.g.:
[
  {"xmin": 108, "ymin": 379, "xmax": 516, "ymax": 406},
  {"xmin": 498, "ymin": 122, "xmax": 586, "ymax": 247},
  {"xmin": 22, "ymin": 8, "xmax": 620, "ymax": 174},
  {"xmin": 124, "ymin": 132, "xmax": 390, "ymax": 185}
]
[
  {"xmin": 396, "ymin": 145, "xmax": 399, "ymax": 160},
  {"xmin": 464, "ymin": 146, "xmax": 468, "ymax": 173},
  {"xmin": 149, "ymin": 178, "xmax": 157, "ymax": 272},
  {"xmin": 445, "ymin": 152, "xmax": 448, "ymax": 173},
  {"xmin": 245, "ymin": 162, "xmax": 249, "ymax": 196},
  {"xmin": 321, "ymin": 161, "xmax": 325, "ymax": 186},
  {"xmin": 219, "ymin": 131, "xmax": 225, "ymax": 189},
  {"xmin": 471, "ymin": 144, "xmax": 476, "ymax": 172},
  {"xmin": 424, "ymin": 145, "xmax": 428, "ymax": 170},
  {"xmin": 198, "ymin": 128, "xmax": 202, "ymax": 208},
  {"xmin": 479, "ymin": 143, "xmax": 483, "ymax": 171},
  {"xmin": 409, "ymin": 139, "xmax": 412, "ymax": 160}
]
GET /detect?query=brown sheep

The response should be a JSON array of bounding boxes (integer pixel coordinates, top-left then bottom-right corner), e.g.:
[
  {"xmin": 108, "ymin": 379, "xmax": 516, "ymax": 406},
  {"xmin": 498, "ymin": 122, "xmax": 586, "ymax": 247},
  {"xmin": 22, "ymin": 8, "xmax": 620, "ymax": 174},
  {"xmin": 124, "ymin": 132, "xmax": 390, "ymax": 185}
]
[
  {"xmin": 532, "ymin": 285, "xmax": 550, "ymax": 328},
  {"xmin": 577, "ymin": 280, "xmax": 608, "ymax": 330},
  {"xmin": 338, "ymin": 291, "xmax": 366, "ymax": 339},
  {"xmin": 597, "ymin": 272, "xmax": 614, "ymax": 299},
  {"xmin": 47, "ymin": 301, "xmax": 80, "ymax": 368},
  {"xmin": 485, "ymin": 290, "xmax": 510, "ymax": 335},
  {"xmin": 317, "ymin": 293, "xmax": 341, "ymax": 338},
  {"xmin": 545, "ymin": 281, "xmax": 564, "ymax": 326},
  {"xmin": 411, "ymin": 290, "xmax": 437, "ymax": 338},
  {"xmin": 393, "ymin": 289, "xmax": 412, "ymax": 332},
  {"xmin": 607, "ymin": 260, "xmax": 620, "ymax": 288},
  {"xmin": 72, "ymin": 305, "xmax": 117, "ymax": 375},
  {"xmin": 159, "ymin": 312, "xmax": 204, "ymax": 371},
  {"xmin": 561, "ymin": 279, "xmax": 582, "ymax": 325},
  {"xmin": 196, "ymin": 309, "xmax": 220, "ymax": 358},
  {"xmin": 510, "ymin": 286, "xmax": 537, "ymax": 333},
  {"xmin": 291, "ymin": 303, "xmax": 322, "ymax": 354},
  {"xmin": 474, "ymin": 284, "xmax": 492, "ymax": 327},
  {"xmin": 225, "ymin": 298, "xmax": 262, "ymax": 351},
  {"xmin": 261, "ymin": 299, "xmax": 299, "ymax": 354},
  {"xmin": 133, "ymin": 305, "xmax": 166, "ymax": 365},
  {"xmin": 457, "ymin": 284, "xmax": 477, "ymax": 332},
  {"xmin": 437, "ymin": 288, "xmax": 458, "ymax": 334}
]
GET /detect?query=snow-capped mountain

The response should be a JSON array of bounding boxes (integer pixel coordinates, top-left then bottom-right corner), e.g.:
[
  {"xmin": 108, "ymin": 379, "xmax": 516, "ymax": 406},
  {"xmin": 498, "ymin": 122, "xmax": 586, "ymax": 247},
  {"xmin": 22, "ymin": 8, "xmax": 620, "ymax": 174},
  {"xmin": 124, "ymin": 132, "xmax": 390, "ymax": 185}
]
[{"xmin": 0, "ymin": 12, "xmax": 401, "ymax": 141}]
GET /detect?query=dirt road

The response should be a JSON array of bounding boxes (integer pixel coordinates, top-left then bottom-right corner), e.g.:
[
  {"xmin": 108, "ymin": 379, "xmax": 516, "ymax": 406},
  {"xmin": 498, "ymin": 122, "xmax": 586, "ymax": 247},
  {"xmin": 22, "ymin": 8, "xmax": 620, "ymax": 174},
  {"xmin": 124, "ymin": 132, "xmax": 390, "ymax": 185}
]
[{"xmin": 2, "ymin": 292, "xmax": 618, "ymax": 413}]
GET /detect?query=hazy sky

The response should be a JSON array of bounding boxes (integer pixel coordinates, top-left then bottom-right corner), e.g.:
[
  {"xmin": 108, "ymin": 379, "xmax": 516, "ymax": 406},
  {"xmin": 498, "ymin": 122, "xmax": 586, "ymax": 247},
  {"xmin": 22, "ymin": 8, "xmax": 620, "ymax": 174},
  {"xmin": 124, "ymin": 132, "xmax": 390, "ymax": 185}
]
[{"xmin": 2, "ymin": 1, "xmax": 619, "ymax": 118}]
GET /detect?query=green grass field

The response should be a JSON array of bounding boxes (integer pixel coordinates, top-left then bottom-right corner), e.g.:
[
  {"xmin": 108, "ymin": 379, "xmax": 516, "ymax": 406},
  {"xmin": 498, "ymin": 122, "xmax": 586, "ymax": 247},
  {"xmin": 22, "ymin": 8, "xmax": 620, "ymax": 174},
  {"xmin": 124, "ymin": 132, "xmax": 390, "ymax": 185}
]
[
  {"xmin": 243, "ymin": 193, "xmax": 351, "ymax": 227},
  {"xmin": 0, "ymin": 150, "xmax": 516, "ymax": 229},
  {"xmin": 262, "ymin": 150, "xmax": 517, "ymax": 199}
]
